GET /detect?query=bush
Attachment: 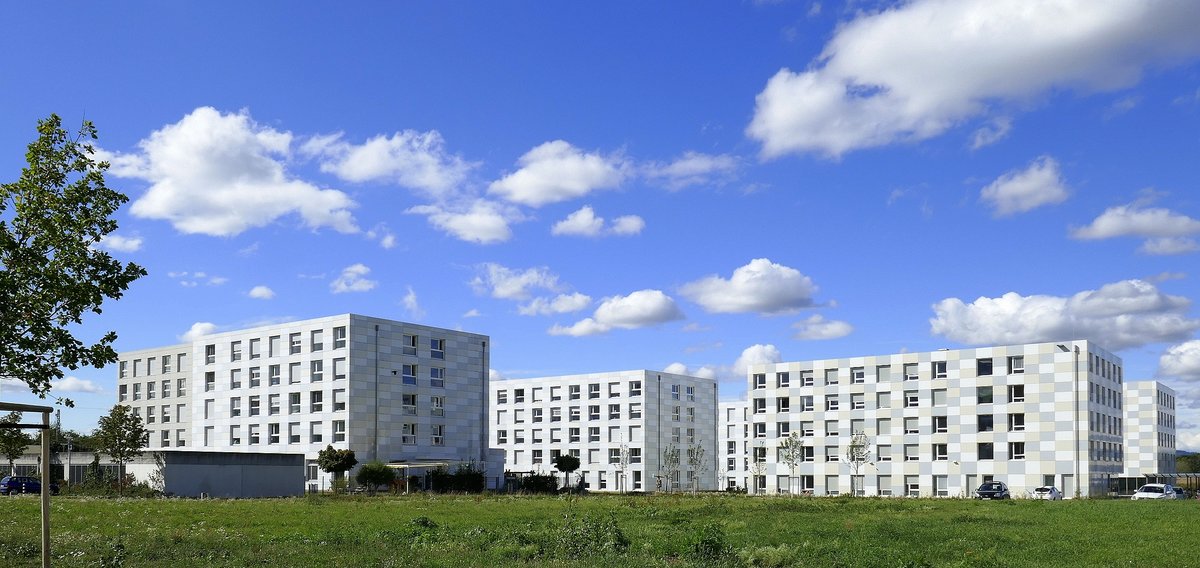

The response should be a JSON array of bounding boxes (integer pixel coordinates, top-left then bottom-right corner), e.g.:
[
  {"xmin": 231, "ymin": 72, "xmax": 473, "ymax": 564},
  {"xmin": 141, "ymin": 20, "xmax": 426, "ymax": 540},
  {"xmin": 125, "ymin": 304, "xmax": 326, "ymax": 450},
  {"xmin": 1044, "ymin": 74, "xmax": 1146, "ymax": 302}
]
[
  {"xmin": 428, "ymin": 463, "xmax": 486, "ymax": 493},
  {"xmin": 355, "ymin": 461, "xmax": 396, "ymax": 494},
  {"xmin": 519, "ymin": 474, "xmax": 559, "ymax": 494},
  {"xmin": 687, "ymin": 521, "xmax": 730, "ymax": 562}
]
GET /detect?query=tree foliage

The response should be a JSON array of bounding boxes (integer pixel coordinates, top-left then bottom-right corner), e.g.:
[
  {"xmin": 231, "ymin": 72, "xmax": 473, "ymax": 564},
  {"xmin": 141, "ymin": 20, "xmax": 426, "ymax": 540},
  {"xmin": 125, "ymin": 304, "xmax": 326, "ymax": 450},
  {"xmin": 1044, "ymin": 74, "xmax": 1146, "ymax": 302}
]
[
  {"xmin": 317, "ymin": 445, "xmax": 357, "ymax": 480},
  {"xmin": 777, "ymin": 432, "xmax": 807, "ymax": 495},
  {"xmin": 355, "ymin": 460, "xmax": 395, "ymax": 494},
  {"xmin": 660, "ymin": 443, "xmax": 681, "ymax": 492},
  {"xmin": 0, "ymin": 114, "xmax": 146, "ymax": 401},
  {"xmin": 0, "ymin": 412, "xmax": 34, "ymax": 474},
  {"xmin": 95, "ymin": 404, "xmax": 147, "ymax": 492},
  {"xmin": 686, "ymin": 441, "xmax": 709, "ymax": 494}
]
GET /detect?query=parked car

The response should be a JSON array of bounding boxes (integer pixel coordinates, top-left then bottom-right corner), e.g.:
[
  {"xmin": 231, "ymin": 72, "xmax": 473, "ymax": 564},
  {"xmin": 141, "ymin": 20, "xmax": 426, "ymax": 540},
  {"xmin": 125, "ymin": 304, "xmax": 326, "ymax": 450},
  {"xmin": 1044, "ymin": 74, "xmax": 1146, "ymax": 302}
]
[
  {"xmin": 1033, "ymin": 486, "xmax": 1062, "ymax": 500},
  {"xmin": 1173, "ymin": 487, "xmax": 1186, "ymax": 499},
  {"xmin": 0, "ymin": 476, "xmax": 59, "ymax": 496},
  {"xmin": 974, "ymin": 481, "xmax": 1011, "ymax": 500},
  {"xmin": 1131, "ymin": 483, "xmax": 1175, "ymax": 500}
]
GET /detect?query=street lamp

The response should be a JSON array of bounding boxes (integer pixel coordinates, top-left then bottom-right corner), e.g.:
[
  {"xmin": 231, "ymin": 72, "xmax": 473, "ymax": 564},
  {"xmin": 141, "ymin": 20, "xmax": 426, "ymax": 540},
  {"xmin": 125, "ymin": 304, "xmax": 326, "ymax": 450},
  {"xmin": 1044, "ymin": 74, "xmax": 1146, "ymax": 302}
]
[{"xmin": 1058, "ymin": 343, "xmax": 1081, "ymax": 498}]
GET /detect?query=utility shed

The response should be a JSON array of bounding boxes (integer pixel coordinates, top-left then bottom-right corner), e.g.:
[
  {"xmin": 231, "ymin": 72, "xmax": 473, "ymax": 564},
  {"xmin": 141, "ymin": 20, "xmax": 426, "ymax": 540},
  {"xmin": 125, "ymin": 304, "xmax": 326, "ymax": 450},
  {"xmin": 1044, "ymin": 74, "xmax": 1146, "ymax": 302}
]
[{"xmin": 149, "ymin": 451, "xmax": 304, "ymax": 498}]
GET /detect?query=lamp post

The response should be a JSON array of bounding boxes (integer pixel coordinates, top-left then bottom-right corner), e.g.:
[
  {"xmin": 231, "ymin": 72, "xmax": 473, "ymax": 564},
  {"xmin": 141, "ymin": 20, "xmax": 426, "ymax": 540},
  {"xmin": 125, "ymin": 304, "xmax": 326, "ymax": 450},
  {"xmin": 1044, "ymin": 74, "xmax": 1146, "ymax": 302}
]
[{"xmin": 1058, "ymin": 343, "xmax": 1081, "ymax": 498}]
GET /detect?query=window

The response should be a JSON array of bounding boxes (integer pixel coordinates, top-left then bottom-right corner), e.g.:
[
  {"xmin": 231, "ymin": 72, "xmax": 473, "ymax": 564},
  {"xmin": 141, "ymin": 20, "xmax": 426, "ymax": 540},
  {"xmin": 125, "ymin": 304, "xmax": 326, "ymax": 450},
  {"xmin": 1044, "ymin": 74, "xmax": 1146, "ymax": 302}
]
[
  {"xmin": 431, "ymin": 396, "xmax": 445, "ymax": 417},
  {"xmin": 753, "ymin": 398, "xmax": 767, "ymax": 414},
  {"xmin": 333, "ymin": 420, "xmax": 346, "ymax": 442},
  {"xmin": 588, "ymin": 427, "xmax": 600, "ymax": 442},
  {"xmin": 776, "ymin": 372, "xmax": 790, "ymax": 388},
  {"xmin": 1007, "ymin": 384, "xmax": 1025, "ymax": 403},
  {"xmin": 686, "ymin": 385, "xmax": 695, "ymax": 402},
  {"xmin": 588, "ymin": 383, "xmax": 601, "ymax": 399},
  {"xmin": 976, "ymin": 386, "xmax": 993, "ymax": 404},
  {"xmin": 289, "ymin": 392, "xmax": 301, "ymax": 414},
  {"xmin": 268, "ymin": 335, "xmax": 281, "ymax": 357},
  {"xmin": 825, "ymin": 395, "xmax": 839, "ymax": 411},
  {"xmin": 308, "ymin": 360, "xmax": 323, "ymax": 382},
  {"xmin": 609, "ymin": 448, "xmax": 621, "ymax": 464},
  {"xmin": 430, "ymin": 338, "xmax": 445, "ymax": 359},
  {"xmin": 269, "ymin": 364, "xmax": 281, "ymax": 386},
  {"xmin": 1008, "ymin": 355, "xmax": 1024, "ymax": 374},
  {"xmin": 850, "ymin": 393, "xmax": 865, "ymax": 410},
  {"xmin": 753, "ymin": 373, "xmax": 767, "ymax": 389},
  {"xmin": 1008, "ymin": 442, "xmax": 1025, "ymax": 460},
  {"xmin": 205, "ymin": 344, "xmax": 216, "ymax": 365},
  {"xmin": 589, "ymin": 405, "xmax": 600, "ymax": 420},
  {"xmin": 177, "ymin": 378, "xmax": 186, "ymax": 397},
  {"xmin": 778, "ymin": 421, "xmax": 791, "ymax": 436},
  {"xmin": 903, "ymin": 391, "xmax": 918, "ymax": 408},
  {"xmin": 629, "ymin": 403, "xmax": 642, "ymax": 419},
  {"xmin": 875, "ymin": 417, "xmax": 891, "ymax": 435},
  {"xmin": 977, "ymin": 414, "xmax": 994, "ymax": 432},
  {"xmin": 569, "ymin": 428, "xmax": 580, "ymax": 443},
  {"xmin": 402, "ymin": 334, "xmax": 417, "ymax": 356},
  {"xmin": 933, "ymin": 415, "xmax": 948, "ymax": 433},
  {"xmin": 229, "ymin": 369, "xmax": 242, "ymax": 389},
  {"xmin": 400, "ymin": 364, "xmax": 416, "ymax": 385},
  {"xmin": 310, "ymin": 391, "xmax": 323, "ymax": 412},
  {"xmin": 431, "ymin": 424, "xmax": 445, "ymax": 446},
  {"xmin": 932, "ymin": 389, "xmax": 947, "ymax": 407},
  {"xmin": 231, "ymin": 341, "xmax": 242, "ymax": 362},
  {"xmin": 513, "ymin": 388, "xmax": 525, "ymax": 404},
  {"xmin": 497, "ymin": 390, "xmax": 508, "ymax": 404},
  {"xmin": 133, "ymin": 383, "xmax": 142, "ymax": 400},
  {"xmin": 333, "ymin": 389, "xmax": 346, "ymax": 411},
  {"xmin": 777, "ymin": 397, "xmax": 791, "ymax": 413},
  {"xmin": 825, "ymin": 446, "xmax": 839, "ymax": 462},
  {"xmin": 204, "ymin": 372, "xmax": 215, "ymax": 392},
  {"xmin": 799, "ymin": 421, "xmax": 814, "ymax": 436},
  {"xmin": 569, "ymin": 406, "xmax": 580, "ymax": 421},
  {"xmin": 147, "ymin": 381, "xmax": 156, "ymax": 400},
  {"xmin": 248, "ymin": 367, "xmax": 261, "ymax": 387},
  {"xmin": 608, "ymin": 382, "xmax": 621, "ymax": 398},
  {"xmin": 146, "ymin": 406, "xmax": 155, "ymax": 424},
  {"xmin": 850, "ymin": 367, "xmax": 865, "ymax": 384},
  {"xmin": 629, "ymin": 448, "xmax": 642, "ymax": 464},
  {"xmin": 903, "ymin": 363, "xmax": 918, "ymax": 381},
  {"xmin": 753, "ymin": 423, "xmax": 766, "ymax": 439},
  {"xmin": 513, "ymin": 429, "xmax": 525, "ymax": 443},
  {"xmin": 904, "ymin": 444, "xmax": 919, "ymax": 461},
  {"xmin": 1008, "ymin": 413, "xmax": 1025, "ymax": 431},
  {"xmin": 824, "ymin": 369, "xmax": 839, "ymax": 385},
  {"xmin": 310, "ymin": 422, "xmax": 323, "ymax": 443},
  {"xmin": 119, "ymin": 361, "xmax": 128, "ymax": 379},
  {"xmin": 177, "ymin": 429, "xmax": 186, "ymax": 447},
  {"xmin": 289, "ymin": 362, "xmax": 301, "ymax": 384},
  {"xmin": 230, "ymin": 425, "xmax": 242, "ymax": 445},
  {"xmin": 928, "ymin": 361, "xmax": 946, "ymax": 379},
  {"xmin": 904, "ymin": 417, "xmax": 919, "ymax": 434},
  {"xmin": 824, "ymin": 420, "xmax": 839, "ymax": 436},
  {"xmin": 875, "ymin": 392, "xmax": 891, "ymax": 409},
  {"xmin": 609, "ymin": 404, "xmax": 620, "ymax": 420},
  {"xmin": 268, "ymin": 394, "xmax": 280, "ymax": 415},
  {"xmin": 933, "ymin": 444, "xmax": 948, "ymax": 461},
  {"xmin": 976, "ymin": 358, "xmax": 993, "ymax": 376},
  {"xmin": 311, "ymin": 330, "xmax": 324, "ymax": 351},
  {"xmin": 249, "ymin": 338, "xmax": 261, "ymax": 359},
  {"xmin": 288, "ymin": 423, "xmax": 301, "ymax": 444},
  {"xmin": 876, "ymin": 445, "xmax": 892, "ymax": 462},
  {"xmin": 333, "ymin": 358, "xmax": 347, "ymax": 381},
  {"xmin": 401, "ymin": 394, "xmax": 418, "ymax": 415},
  {"xmin": 402, "ymin": 423, "xmax": 417, "ymax": 445},
  {"xmin": 532, "ymin": 408, "xmax": 543, "ymax": 422},
  {"xmin": 497, "ymin": 430, "xmax": 508, "ymax": 444},
  {"xmin": 430, "ymin": 367, "xmax": 445, "ymax": 388},
  {"xmin": 230, "ymin": 397, "xmax": 242, "ymax": 417},
  {"xmin": 118, "ymin": 385, "xmax": 128, "ymax": 402},
  {"xmin": 800, "ymin": 396, "xmax": 814, "ymax": 411},
  {"xmin": 249, "ymin": 424, "xmax": 261, "ymax": 445},
  {"xmin": 629, "ymin": 381, "xmax": 642, "ymax": 396},
  {"xmin": 162, "ymin": 357, "xmax": 172, "ymax": 374},
  {"xmin": 569, "ymin": 385, "xmax": 580, "ymax": 400},
  {"xmin": 978, "ymin": 442, "xmax": 994, "ymax": 460},
  {"xmin": 333, "ymin": 326, "xmax": 347, "ymax": 349}
]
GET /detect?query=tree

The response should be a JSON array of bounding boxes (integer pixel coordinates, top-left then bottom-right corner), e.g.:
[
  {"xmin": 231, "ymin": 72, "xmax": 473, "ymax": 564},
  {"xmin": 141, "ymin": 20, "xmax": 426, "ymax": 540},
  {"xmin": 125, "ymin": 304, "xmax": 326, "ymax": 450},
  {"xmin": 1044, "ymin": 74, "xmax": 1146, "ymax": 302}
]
[
  {"xmin": 686, "ymin": 440, "xmax": 709, "ymax": 494},
  {"xmin": 615, "ymin": 443, "xmax": 631, "ymax": 493},
  {"xmin": 355, "ymin": 461, "xmax": 396, "ymax": 495},
  {"xmin": 660, "ymin": 443, "xmax": 681, "ymax": 493},
  {"xmin": 843, "ymin": 431, "xmax": 872, "ymax": 497},
  {"xmin": 0, "ymin": 114, "xmax": 146, "ymax": 402},
  {"xmin": 317, "ymin": 445, "xmax": 357, "ymax": 492},
  {"xmin": 777, "ymin": 432, "xmax": 807, "ymax": 495},
  {"xmin": 95, "ymin": 404, "xmax": 147, "ymax": 492},
  {"xmin": 0, "ymin": 412, "xmax": 34, "ymax": 475},
  {"xmin": 749, "ymin": 440, "xmax": 767, "ymax": 495},
  {"xmin": 553, "ymin": 453, "xmax": 580, "ymax": 490}
]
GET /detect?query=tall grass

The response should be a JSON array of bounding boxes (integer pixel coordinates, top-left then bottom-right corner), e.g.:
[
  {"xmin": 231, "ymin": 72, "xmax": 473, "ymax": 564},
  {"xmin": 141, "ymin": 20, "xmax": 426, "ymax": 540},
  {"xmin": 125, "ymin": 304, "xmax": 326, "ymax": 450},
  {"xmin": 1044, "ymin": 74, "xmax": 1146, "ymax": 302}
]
[{"xmin": 0, "ymin": 493, "xmax": 1194, "ymax": 567}]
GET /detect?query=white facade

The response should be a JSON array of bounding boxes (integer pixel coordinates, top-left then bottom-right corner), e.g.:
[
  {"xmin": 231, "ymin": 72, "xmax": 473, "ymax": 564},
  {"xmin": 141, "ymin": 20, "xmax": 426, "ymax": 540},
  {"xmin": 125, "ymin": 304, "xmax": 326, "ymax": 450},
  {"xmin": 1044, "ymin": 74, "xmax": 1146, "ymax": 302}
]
[
  {"xmin": 490, "ymin": 370, "xmax": 718, "ymax": 492},
  {"xmin": 718, "ymin": 400, "xmax": 749, "ymax": 491},
  {"xmin": 745, "ymin": 340, "xmax": 1126, "ymax": 498},
  {"xmin": 1123, "ymin": 381, "xmax": 1177, "ymax": 476},
  {"xmin": 117, "ymin": 314, "xmax": 491, "ymax": 488}
]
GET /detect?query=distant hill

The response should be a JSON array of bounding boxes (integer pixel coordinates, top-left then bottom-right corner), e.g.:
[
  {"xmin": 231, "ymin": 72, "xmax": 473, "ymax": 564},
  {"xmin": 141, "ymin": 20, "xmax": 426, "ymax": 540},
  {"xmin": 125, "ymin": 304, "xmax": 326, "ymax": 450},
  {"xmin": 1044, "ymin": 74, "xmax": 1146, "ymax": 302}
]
[{"xmin": 1179, "ymin": 450, "xmax": 1196, "ymax": 457}]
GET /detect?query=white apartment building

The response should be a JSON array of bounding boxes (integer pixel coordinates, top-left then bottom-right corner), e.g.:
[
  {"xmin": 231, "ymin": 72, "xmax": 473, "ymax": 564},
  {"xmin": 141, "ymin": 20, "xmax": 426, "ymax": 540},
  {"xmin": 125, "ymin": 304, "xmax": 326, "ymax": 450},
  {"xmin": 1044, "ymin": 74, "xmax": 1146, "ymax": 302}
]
[
  {"xmin": 1123, "ymin": 381, "xmax": 1177, "ymax": 477},
  {"xmin": 491, "ymin": 370, "xmax": 718, "ymax": 493},
  {"xmin": 745, "ymin": 340, "xmax": 1126, "ymax": 498},
  {"xmin": 718, "ymin": 400, "xmax": 749, "ymax": 491},
  {"xmin": 117, "ymin": 314, "xmax": 491, "ymax": 488}
]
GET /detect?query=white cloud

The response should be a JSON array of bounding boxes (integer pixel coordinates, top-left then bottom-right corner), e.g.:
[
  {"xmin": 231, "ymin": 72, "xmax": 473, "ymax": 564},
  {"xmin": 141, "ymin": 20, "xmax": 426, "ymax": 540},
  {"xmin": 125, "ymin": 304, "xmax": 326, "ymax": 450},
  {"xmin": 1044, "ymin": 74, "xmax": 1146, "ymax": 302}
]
[
  {"xmin": 365, "ymin": 224, "xmax": 398, "ymax": 249},
  {"xmin": 488, "ymin": 140, "xmax": 629, "ymax": 207},
  {"xmin": 489, "ymin": 369, "xmax": 507, "ymax": 381},
  {"xmin": 111, "ymin": 107, "xmax": 358, "ymax": 236},
  {"xmin": 663, "ymin": 362, "xmax": 719, "ymax": 380},
  {"xmin": 970, "ymin": 116, "xmax": 1012, "ymax": 149},
  {"xmin": 407, "ymin": 199, "xmax": 524, "ymax": 244},
  {"xmin": 472, "ymin": 263, "xmax": 562, "ymax": 300},
  {"xmin": 519, "ymin": 293, "xmax": 592, "ymax": 316},
  {"xmin": 549, "ymin": 289, "xmax": 684, "ymax": 336},
  {"xmin": 733, "ymin": 344, "xmax": 783, "ymax": 378},
  {"xmin": 1160, "ymin": 340, "xmax": 1200, "ymax": 381},
  {"xmin": 168, "ymin": 271, "xmax": 227, "ymax": 287},
  {"xmin": 306, "ymin": 130, "xmax": 474, "ymax": 199},
  {"xmin": 97, "ymin": 233, "xmax": 143, "ymax": 253},
  {"xmin": 930, "ymin": 279, "xmax": 1200, "ymax": 350},
  {"xmin": 330, "ymin": 263, "xmax": 377, "ymax": 294},
  {"xmin": 792, "ymin": 314, "xmax": 854, "ymax": 340},
  {"xmin": 643, "ymin": 152, "xmax": 739, "ymax": 190},
  {"xmin": 462, "ymin": 309, "xmax": 482, "ymax": 318},
  {"xmin": 1071, "ymin": 200, "xmax": 1200, "ymax": 254},
  {"xmin": 680, "ymin": 258, "xmax": 817, "ymax": 315},
  {"xmin": 379, "ymin": 233, "xmax": 398, "ymax": 249},
  {"xmin": 551, "ymin": 206, "xmax": 645, "ymax": 237},
  {"xmin": 180, "ymin": 322, "xmax": 217, "ymax": 341},
  {"xmin": 51, "ymin": 376, "xmax": 103, "ymax": 394},
  {"xmin": 747, "ymin": 1, "xmax": 1200, "ymax": 158},
  {"xmin": 980, "ymin": 156, "xmax": 1070, "ymax": 216},
  {"xmin": 248, "ymin": 285, "xmax": 275, "ymax": 300},
  {"xmin": 402, "ymin": 286, "xmax": 426, "ymax": 320}
]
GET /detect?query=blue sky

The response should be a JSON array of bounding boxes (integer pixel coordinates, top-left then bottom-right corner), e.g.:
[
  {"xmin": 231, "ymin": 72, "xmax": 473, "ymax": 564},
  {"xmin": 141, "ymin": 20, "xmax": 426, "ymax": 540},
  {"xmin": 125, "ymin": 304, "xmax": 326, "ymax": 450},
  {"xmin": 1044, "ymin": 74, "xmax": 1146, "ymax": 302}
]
[{"xmin": 3, "ymin": 2, "xmax": 1200, "ymax": 447}]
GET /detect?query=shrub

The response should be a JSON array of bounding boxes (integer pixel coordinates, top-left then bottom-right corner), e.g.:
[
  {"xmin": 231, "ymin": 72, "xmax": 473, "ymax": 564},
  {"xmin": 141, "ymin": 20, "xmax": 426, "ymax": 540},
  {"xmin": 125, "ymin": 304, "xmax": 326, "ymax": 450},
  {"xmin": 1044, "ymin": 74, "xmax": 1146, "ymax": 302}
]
[
  {"xmin": 687, "ymin": 521, "xmax": 730, "ymax": 562},
  {"xmin": 355, "ymin": 461, "xmax": 396, "ymax": 494},
  {"xmin": 520, "ymin": 474, "xmax": 559, "ymax": 494}
]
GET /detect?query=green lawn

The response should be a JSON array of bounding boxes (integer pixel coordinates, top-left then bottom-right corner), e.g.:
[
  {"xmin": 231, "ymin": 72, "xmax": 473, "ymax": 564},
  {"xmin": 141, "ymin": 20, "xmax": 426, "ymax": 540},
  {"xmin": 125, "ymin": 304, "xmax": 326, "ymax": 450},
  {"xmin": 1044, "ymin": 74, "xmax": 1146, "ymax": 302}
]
[{"xmin": 1, "ymin": 493, "xmax": 1196, "ymax": 567}]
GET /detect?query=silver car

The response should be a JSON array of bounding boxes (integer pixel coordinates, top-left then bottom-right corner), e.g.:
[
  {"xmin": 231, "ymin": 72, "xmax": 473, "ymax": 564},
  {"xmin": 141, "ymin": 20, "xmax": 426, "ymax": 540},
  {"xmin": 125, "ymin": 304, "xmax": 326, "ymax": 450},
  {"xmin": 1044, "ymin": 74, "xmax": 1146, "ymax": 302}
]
[
  {"xmin": 1131, "ymin": 483, "xmax": 1175, "ymax": 500},
  {"xmin": 1033, "ymin": 486, "xmax": 1062, "ymax": 500}
]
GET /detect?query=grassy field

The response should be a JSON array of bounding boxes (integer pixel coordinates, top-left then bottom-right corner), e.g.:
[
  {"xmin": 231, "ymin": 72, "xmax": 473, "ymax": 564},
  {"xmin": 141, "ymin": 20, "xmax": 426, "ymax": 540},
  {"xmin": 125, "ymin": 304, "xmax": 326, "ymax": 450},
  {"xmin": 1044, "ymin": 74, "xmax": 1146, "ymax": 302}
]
[{"xmin": 1, "ymin": 493, "xmax": 1196, "ymax": 567}]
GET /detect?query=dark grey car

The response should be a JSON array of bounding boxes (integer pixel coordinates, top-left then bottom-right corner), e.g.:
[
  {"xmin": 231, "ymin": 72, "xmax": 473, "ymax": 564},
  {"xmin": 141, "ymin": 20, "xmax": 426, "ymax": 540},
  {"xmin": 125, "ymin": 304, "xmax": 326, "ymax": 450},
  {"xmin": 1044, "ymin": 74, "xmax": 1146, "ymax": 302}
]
[{"xmin": 974, "ymin": 481, "xmax": 1010, "ymax": 499}]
